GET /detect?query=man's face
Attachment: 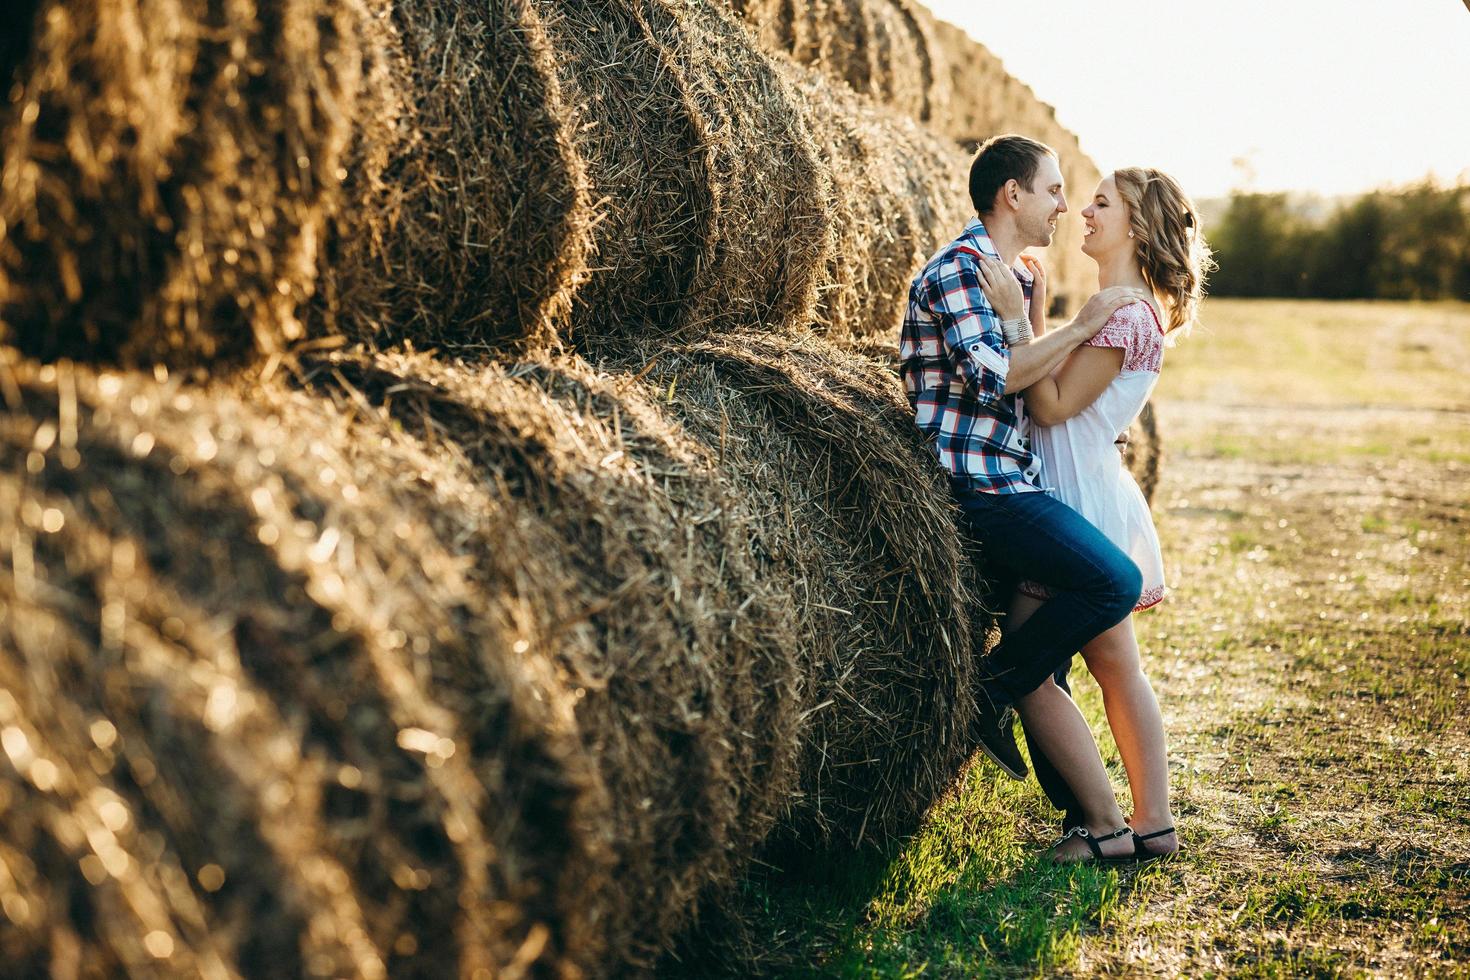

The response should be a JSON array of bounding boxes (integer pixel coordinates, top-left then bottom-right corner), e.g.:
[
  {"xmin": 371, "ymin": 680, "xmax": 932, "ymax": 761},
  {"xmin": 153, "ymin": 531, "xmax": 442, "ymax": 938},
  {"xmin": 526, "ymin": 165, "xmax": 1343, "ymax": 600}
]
[{"xmin": 1015, "ymin": 155, "xmax": 1068, "ymax": 248}]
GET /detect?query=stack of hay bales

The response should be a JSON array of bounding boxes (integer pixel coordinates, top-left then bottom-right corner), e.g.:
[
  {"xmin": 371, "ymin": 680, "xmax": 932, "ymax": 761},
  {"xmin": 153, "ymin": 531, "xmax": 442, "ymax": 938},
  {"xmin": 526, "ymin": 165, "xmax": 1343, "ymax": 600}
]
[
  {"xmin": 0, "ymin": 0, "xmax": 1155, "ymax": 975},
  {"xmin": 0, "ymin": 0, "xmax": 975, "ymax": 360},
  {"xmin": 0, "ymin": 340, "xmax": 984, "ymax": 974}
]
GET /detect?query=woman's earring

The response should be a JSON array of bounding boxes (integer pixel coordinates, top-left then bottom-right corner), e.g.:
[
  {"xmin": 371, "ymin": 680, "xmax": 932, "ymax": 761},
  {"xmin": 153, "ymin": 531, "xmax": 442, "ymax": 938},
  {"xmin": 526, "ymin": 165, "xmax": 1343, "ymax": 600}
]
[{"xmin": 1128, "ymin": 231, "xmax": 1135, "ymax": 238}]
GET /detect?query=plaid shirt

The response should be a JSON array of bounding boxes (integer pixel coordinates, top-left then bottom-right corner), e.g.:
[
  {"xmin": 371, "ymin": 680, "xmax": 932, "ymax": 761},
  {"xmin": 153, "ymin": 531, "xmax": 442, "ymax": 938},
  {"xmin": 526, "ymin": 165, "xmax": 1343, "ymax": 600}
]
[{"xmin": 900, "ymin": 218, "xmax": 1042, "ymax": 494}]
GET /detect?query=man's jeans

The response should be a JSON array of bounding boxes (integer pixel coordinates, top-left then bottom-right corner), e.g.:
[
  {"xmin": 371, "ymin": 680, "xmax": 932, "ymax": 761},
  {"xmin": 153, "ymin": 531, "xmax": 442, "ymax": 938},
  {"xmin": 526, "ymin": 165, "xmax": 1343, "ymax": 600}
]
[{"xmin": 953, "ymin": 482, "xmax": 1142, "ymax": 704}]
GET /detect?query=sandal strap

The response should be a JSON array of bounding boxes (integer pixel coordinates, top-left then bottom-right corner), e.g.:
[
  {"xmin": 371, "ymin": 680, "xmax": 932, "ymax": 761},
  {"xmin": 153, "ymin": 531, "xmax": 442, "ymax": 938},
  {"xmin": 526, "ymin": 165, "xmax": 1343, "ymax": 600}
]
[
  {"xmin": 1133, "ymin": 826, "xmax": 1176, "ymax": 841},
  {"xmin": 1072, "ymin": 826, "xmax": 1132, "ymax": 859},
  {"xmin": 1130, "ymin": 826, "xmax": 1179, "ymax": 859}
]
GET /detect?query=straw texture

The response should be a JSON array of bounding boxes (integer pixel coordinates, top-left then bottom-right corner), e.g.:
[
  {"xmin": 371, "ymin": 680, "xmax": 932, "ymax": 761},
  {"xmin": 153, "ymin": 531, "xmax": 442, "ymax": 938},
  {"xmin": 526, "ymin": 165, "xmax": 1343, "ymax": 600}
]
[{"xmin": 0, "ymin": 0, "xmax": 368, "ymax": 365}]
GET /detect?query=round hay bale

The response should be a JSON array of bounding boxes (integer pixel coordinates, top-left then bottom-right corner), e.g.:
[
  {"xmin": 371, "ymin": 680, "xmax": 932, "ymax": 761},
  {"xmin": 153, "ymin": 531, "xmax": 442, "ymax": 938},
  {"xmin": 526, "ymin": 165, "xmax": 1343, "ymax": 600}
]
[
  {"xmin": 623, "ymin": 332, "xmax": 987, "ymax": 846},
  {"xmin": 535, "ymin": 0, "xmax": 828, "ymax": 347},
  {"xmin": 886, "ymin": 0, "xmax": 948, "ymax": 124},
  {"xmin": 319, "ymin": 0, "xmax": 592, "ymax": 353},
  {"xmin": 785, "ymin": 68, "xmax": 970, "ymax": 341},
  {"xmin": 304, "ymin": 348, "xmax": 806, "ymax": 970},
  {"xmin": 1125, "ymin": 399, "xmax": 1162, "ymax": 505},
  {"xmin": 517, "ymin": 0, "xmax": 970, "ymax": 348},
  {"xmin": 0, "ymin": 357, "xmax": 607, "ymax": 976},
  {"xmin": 0, "ymin": 0, "xmax": 367, "ymax": 367}
]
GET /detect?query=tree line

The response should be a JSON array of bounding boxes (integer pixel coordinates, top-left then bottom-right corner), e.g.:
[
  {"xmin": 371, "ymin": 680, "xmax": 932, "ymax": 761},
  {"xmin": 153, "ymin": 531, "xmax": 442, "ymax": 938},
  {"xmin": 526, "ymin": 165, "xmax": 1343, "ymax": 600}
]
[{"xmin": 1204, "ymin": 181, "xmax": 1470, "ymax": 301}]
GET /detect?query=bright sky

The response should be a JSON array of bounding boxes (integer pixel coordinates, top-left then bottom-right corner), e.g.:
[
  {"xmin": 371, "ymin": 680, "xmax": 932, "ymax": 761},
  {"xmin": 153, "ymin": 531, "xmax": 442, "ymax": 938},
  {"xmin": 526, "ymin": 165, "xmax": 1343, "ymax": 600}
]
[{"xmin": 921, "ymin": 0, "xmax": 1470, "ymax": 199}]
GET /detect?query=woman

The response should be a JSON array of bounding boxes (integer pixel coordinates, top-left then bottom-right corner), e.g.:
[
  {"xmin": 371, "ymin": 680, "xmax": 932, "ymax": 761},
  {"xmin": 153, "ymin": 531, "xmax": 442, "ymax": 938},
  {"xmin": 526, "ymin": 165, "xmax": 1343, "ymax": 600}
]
[{"xmin": 977, "ymin": 167, "xmax": 1214, "ymax": 862}]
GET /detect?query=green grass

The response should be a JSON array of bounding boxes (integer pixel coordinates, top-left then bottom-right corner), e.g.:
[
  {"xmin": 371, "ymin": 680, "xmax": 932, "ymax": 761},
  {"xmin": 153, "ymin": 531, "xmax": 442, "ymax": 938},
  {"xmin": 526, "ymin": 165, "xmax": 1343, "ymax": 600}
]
[
  {"xmin": 1156, "ymin": 298, "xmax": 1470, "ymax": 412},
  {"xmin": 719, "ymin": 751, "xmax": 1153, "ymax": 978}
]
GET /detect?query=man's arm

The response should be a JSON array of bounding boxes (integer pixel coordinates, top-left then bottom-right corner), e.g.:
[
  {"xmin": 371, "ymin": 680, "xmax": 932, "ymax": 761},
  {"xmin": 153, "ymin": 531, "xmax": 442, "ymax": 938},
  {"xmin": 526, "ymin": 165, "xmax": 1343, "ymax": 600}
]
[{"xmin": 927, "ymin": 255, "xmax": 1013, "ymax": 408}]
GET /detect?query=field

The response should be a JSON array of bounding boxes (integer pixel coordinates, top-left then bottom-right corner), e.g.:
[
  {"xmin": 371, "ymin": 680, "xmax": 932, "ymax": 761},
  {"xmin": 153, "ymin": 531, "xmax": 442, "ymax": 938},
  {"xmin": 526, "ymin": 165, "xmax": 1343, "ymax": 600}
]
[{"xmin": 686, "ymin": 298, "xmax": 1470, "ymax": 977}]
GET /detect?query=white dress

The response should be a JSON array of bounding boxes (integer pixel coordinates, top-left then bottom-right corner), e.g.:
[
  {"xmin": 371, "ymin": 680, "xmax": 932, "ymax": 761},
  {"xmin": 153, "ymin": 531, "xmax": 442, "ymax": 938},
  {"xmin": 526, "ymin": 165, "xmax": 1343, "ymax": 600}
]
[{"xmin": 1020, "ymin": 300, "xmax": 1167, "ymax": 611}]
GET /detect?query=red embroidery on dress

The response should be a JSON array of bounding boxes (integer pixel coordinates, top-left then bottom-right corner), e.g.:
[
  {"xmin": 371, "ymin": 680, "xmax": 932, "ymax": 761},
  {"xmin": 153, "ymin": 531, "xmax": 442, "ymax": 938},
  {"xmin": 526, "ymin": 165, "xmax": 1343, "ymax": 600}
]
[
  {"xmin": 1016, "ymin": 580, "xmax": 1050, "ymax": 601},
  {"xmin": 1016, "ymin": 579, "xmax": 1167, "ymax": 613},
  {"xmin": 1134, "ymin": 584, "xmax": 1167, "ymax": 611},
  {"xmin": 1085, "ymin": 301, "xmax": 1163, "ymax": 373}
]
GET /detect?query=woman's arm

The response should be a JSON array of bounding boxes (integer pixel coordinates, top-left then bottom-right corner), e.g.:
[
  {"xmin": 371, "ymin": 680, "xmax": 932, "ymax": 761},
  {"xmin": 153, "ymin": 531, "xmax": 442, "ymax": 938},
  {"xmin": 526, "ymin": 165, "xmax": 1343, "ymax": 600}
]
[
  {"xmin": 975, "ymin": 255, "xmax": 1144, "ymax": 394},
  {"xmin": 1023, "ymin": 345, "xmax": 1124, "ymax": 426}
]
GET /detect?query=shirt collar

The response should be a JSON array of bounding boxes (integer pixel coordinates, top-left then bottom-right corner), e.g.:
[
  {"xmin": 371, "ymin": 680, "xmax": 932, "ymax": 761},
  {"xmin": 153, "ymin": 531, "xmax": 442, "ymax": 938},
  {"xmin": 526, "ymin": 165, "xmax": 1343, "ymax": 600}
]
[{"xmin": 962, "ymin": 217, "xmax": 1034, "ymax": 286}]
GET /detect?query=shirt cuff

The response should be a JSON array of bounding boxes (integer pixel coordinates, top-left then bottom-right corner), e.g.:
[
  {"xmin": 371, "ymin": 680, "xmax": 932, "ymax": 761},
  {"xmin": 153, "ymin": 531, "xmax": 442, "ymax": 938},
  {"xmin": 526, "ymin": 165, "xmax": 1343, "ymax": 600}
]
[{"xmin": 964, "ymin": 339, "xmax": 1010, "ymax": 381}]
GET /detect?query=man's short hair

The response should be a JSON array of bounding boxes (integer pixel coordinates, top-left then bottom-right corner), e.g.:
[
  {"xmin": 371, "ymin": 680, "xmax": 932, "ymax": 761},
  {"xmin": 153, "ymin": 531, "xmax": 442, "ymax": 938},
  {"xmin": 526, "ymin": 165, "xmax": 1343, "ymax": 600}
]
[{"xmin": 969, "ymin": 134, "xmax": 1056, "ymax": 215}]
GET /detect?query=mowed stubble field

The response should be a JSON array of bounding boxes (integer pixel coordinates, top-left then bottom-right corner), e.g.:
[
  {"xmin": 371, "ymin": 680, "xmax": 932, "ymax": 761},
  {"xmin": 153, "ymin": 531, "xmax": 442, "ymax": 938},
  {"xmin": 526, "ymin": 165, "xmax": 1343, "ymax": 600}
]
[{"xmin": 692, "ymin": 298, "xmax": 1470, "ymax": 978}]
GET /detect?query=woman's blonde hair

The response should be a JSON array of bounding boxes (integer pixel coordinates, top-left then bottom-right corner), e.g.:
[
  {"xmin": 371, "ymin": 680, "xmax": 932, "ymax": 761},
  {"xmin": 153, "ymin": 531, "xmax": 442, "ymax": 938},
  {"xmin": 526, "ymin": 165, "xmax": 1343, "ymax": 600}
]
[{"xmin": 1113, "ymin": 167, "xmax": 1216, "ymax": 336}]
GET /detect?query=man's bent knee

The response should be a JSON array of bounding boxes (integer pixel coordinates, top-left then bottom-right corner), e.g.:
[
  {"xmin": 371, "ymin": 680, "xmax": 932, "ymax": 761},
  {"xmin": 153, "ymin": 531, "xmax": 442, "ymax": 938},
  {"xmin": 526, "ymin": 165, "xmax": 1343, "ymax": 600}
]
[{"xmin": 1103, "ymin": 557, "xmax": 1144, "ymax": 619}]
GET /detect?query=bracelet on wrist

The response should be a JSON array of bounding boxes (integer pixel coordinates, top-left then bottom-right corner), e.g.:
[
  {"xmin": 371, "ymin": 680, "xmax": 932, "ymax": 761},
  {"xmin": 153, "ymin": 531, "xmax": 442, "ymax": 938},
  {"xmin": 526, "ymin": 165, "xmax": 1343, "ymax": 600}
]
[{"xmin": 1001, "ymin": 317, "xmax": 1033, "ymax": 345}]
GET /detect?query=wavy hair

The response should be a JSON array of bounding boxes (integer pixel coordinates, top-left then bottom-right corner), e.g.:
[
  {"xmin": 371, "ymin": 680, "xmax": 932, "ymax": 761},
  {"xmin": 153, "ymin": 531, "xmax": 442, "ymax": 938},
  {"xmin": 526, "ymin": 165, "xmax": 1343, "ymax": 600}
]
[{"xmin": 1113, "ymin": 167, "xmax": 1216, "ymax": 336}]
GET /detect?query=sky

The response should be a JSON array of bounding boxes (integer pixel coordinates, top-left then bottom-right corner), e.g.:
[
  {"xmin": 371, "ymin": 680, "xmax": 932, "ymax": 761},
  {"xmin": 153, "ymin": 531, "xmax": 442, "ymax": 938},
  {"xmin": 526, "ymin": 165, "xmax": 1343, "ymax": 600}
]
[{"xmin": 921, "ymin": 0, "xmax": 1470, "ymax": 200}]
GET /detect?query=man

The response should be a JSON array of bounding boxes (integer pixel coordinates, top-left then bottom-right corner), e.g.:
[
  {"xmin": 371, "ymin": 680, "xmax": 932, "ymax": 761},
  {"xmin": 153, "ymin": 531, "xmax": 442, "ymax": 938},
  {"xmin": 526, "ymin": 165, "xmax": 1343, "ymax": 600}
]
[{"xmin": 899, "ymin": 134, "xmax": 1145, "ymax": 792}]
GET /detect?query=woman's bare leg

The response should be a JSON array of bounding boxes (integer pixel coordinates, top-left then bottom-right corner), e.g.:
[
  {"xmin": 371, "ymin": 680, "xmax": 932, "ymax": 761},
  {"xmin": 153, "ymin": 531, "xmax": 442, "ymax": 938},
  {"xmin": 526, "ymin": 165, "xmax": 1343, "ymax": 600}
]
[
  {"xmin": 1079, "ymin": 615, "xmax": 1179, "ymax": 855},
  {"xmin": 1007, "ymin": 593, "xmax": 1132, "ymax": 860}
]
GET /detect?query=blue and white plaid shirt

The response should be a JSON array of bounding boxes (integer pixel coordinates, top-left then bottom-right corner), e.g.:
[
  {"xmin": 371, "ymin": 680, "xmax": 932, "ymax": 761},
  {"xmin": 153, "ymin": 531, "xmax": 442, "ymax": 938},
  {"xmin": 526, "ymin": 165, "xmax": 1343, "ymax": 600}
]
[{"xmin": 900, "ymin": 218, "xmax": 1042, "ymax": 494}]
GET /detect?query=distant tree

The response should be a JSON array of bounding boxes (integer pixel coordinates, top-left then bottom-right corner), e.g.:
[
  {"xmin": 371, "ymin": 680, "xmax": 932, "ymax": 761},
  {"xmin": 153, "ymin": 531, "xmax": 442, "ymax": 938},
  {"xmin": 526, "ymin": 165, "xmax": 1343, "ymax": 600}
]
[
  {"xmin": 1306, "ymin": 193, "xmax": 1386, "ymax": 299},
  {"xmin": 1208, "ymin": 182, "xmax": 1470, "ymax": 301},
  {"xmin": 1374, "ymin": 182, "xmax": 1469, "ymax": 300},
  {"xmin": 1206, "ymin": 193, "xmax": 1312, "ymax": 298}
]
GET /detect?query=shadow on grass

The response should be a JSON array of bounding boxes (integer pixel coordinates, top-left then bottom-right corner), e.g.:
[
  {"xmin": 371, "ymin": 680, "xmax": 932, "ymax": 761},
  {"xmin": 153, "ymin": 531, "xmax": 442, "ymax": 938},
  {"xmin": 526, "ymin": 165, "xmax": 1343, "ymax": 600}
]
[{"xmin": 663, "ymin": 760, "xmax": 1149, "ymax": 978}]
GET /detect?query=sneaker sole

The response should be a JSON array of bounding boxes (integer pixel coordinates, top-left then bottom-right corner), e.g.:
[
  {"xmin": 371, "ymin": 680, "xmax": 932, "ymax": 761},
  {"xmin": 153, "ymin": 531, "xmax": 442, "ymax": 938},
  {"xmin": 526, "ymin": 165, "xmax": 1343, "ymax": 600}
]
[{"xmin": 975, "ymin": 741, "xmax": 1028, "ymax": 781}]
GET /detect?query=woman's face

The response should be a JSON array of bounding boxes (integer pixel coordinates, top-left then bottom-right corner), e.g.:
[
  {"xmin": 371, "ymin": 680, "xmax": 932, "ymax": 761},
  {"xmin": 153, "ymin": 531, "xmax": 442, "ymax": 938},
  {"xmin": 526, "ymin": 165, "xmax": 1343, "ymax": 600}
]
[{"xmin": 1080, "ymin": 174, "xmax": 1133, "ymax": 260}]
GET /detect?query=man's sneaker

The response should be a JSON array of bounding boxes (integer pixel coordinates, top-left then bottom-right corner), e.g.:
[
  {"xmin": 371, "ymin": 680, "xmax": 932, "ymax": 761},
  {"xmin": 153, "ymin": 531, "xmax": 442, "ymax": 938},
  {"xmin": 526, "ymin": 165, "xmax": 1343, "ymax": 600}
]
[{"xmin": 972, "ymin": 696, "xmax": 1027, "ymax": 780}]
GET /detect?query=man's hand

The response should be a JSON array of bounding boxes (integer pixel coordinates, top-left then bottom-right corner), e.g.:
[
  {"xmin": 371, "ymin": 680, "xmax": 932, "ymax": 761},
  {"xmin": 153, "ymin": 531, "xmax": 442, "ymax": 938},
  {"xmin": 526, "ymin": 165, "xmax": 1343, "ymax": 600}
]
[
  {"xmin": 976, "ymin": 255, "xmax": 1025, "ymax": 321},
  {"xmin": 1073, "ymin": 287, "xmax": 1150, "ymax": 340}
]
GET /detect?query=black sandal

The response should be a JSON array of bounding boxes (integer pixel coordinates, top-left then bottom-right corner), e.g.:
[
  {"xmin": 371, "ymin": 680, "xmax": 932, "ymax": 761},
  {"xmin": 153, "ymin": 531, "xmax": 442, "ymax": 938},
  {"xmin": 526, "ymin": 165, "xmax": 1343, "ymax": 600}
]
[
  {"xmin": 1130, "ymin": 826, "xmax": 1180, "ymax": 861},
  {"xmin": 1051, "ymin": 825, "xmax": 1136, "ymax": 864}
]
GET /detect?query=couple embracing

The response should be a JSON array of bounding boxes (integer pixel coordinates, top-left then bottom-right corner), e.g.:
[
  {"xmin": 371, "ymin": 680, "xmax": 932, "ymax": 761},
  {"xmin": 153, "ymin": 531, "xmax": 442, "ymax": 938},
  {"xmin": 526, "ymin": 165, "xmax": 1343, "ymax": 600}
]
[{"xmin": 901, "ymin": 135, "xmax": 1213, "ymax": 862}]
